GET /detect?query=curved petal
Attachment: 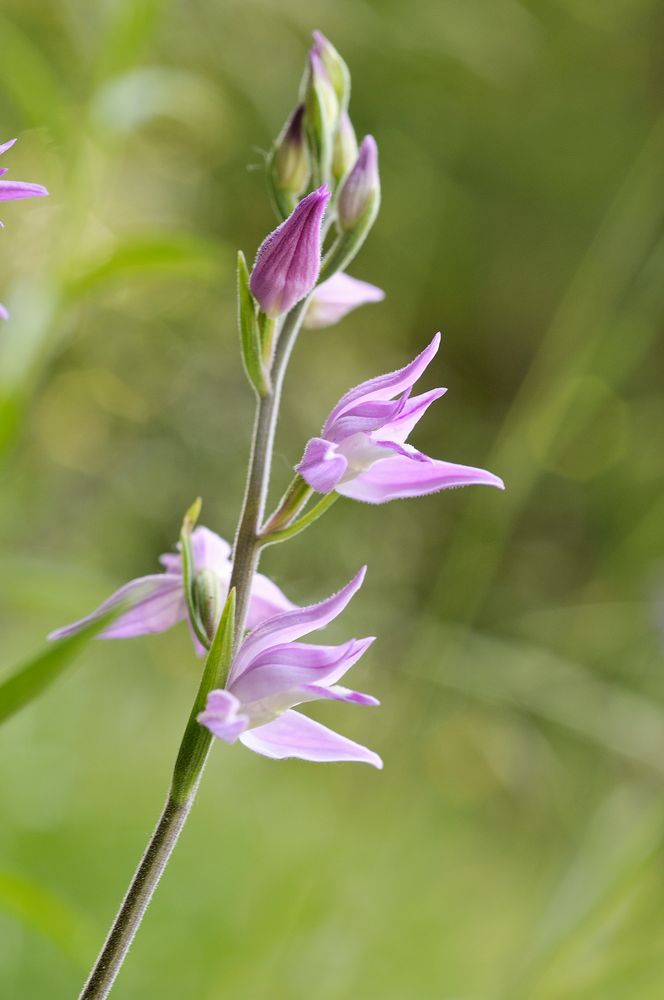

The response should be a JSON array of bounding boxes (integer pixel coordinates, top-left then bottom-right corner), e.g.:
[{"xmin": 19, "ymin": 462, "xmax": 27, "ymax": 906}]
[
  {"xmin": 198, "ymin": 690, "xmax": 249, "ymax": 743},
  {"xmin": 322, "ymin": 333, "xmax": 441, "ymax": 435},
  {"xmin": 246, "ymin": 571, "xmax": 297, "ymax": 630},
  {"xmin": 326, "ymin": 393, "xmax": 409, "ymax": 444},
  {"xmin": 337, "ymin": 454, "xmax": 505, "ymax": 503},
  {"xmin": 378, "ymin": 388, "xmax": 447, "ymax": 444},
  {"xmin": 304, "ymin": 273, "xmax": 385, "ymax": 330},
  {"xmin": 159, "ymin": 526, "xmax": 232, "ymax": 576},
  {"xmin": 239, "ymin": 710, "xmax": 382, "ymax": 767},
  {"xmin": 0, "ymin": 139, "xmax": 17, "ymax": 156},
  {"xmin": 230, "ymin": 637, "xmax": 374, "ymax": 704},
  {"xmin": 48, "ymin": 574, "xmax": 186, "ymax": 640},
  {"xmin": 191, "ymin": 526, "xmax": 232, "ymax": 574},
  {"xmin": 296, "ymin": 684, "xmax": 379, "ymax": 707},
  {"xmin": 229, "ymin": 567, "xmax": 366, "ymax": 684},
  {"xmin": 296, "ymin": 437, "xmax": 348, "ymax": 493},
  {"xmin": 0, "ymin": 180, "xmax": 49, "ymax": 201}
]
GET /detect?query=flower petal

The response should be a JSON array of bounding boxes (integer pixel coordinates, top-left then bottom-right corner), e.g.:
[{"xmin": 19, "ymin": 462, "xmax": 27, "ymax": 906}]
[
  {"xmin": 325, "ymin": 393, "xmax": 409, "ymax": 444},
  {"xmin": 322, "ymin": 333, "xmax": 441, "ymax": 436},
  {"xmin": 0, "ymin": 303, "xmax": 8, "ymax": 321},
  {"xmin": 304, "ymin": 272, "xmax": 385, "ymax": 330},
  {"xmin": 48, "ymin": 574, "xmax": 186, "ymax": 640},
  {"xmin": 296, "ymin": 436, "xmax": 348, "ymax": 493},
  {"xmin": 230, "ymin": 636, "xmax": 374, "ymax": 704},
  {"xmin": 378, "ymin": 388, "xmax": 447, "ymax": 444},
  {"xmin": 336, "ymin": 454, "xmax": 505, "ymax": 503},
  {"xmin": 0, "ymin": 180, "xmax": 49, "ymax": 201},
  {"xmin": 198, "ymin": 690, "xmax": 249, "ymax": 743},
  {"xmin": 0, "ymin": 139, "xmax": 17, "ymax": 156},
  {"xmin": 297, "ymin": 683, "xmax": 379, "ymax": 707},
  {"xmin": 159, "ymin": 525, "xmax": 232, "ymax": 576},
  {"xmin": 246, "ymin": 571, "xmax": 297, "ymax": 629},
  {"xmin": 239, "ymin": 709, "xmax": 382, "ymax": 767},
  {"xmin": 229, "ymin": 567, "xmax": 366, "ymax": 683}
]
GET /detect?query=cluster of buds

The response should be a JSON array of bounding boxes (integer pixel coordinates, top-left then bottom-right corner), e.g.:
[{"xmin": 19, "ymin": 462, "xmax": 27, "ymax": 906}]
[{"xmin": 241, "ymin": 33, "xmax": 383, "ymax": 396}]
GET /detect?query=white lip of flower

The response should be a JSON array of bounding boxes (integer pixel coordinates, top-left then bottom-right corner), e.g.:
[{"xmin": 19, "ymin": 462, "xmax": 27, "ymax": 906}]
[{"xmin": 336, "ymin": 433, "xmax": 393, "ymax": 482}]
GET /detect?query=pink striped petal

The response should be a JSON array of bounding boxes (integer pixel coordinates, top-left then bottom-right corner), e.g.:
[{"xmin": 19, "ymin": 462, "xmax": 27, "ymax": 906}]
[
  {"xmin": 378, "ymin": 388, "xmax": 447, "ymax": 444},
  {"xmin": 48, "ymin": 574, "xmax": 186, "ymax": 640},
  {"xmin": 229, "ymin": 568, "xmax": 366, "ymax": 683},
  {"xmin": 304, "ymin": 272, "xmax": 385, "ymax": 330},
  {"xmin": 197, "ymin": 690, "xmax": 249, "ymax": 743},
  {"xmin": 230, "ymin": 637, "xmax": 374, "ymax": 704},
  {"xmin": 0, "ymin": 180, "xmax": 49, "ymax": 201},
  {"xmin": 322, "ymin": 333, "xmax": 441, "ymax": 435},
  {"xmin": 296, "ymin": 436, "xmax": 348, "ymax": 493},
  {"xmin": 245, "ymin": 571, "xmax": 298, "ymax": 629},
  {"xmin": 336, "ymin": 454, "xmax": 505, "ymax": 503},
  {"xmin": 239, "ymin": 710, "xmax": 382, "ymax": 767},
  {"xmin": 297, "ymin": 684, "xmax": 379, "ymax": 707}
]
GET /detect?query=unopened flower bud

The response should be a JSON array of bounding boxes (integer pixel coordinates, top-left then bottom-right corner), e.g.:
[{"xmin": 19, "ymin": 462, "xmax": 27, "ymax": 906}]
[
  {"xmin": 311, "ymin": 30, "xmax": 351, "ymax": 111},
  {"xmin": 193, "ymin": 568, "xmax": 221, "ymax": 642},
  {"xmin": 272, "ymin": 104, "xmax": 310, "ymax": 197},
  {"xmin": 332, "ymin": 110, "xmax": 358, "ymax": 184},
  {"xmin": 303, "ymin": 50, "xmax": 338, "ymax": 183},
  {"xmin": 250, "ymin": 184, "xmax": 330, "ymax": 318},
  {"xmin": 337, "ymin": 135, "xmax": 380, "ymax": 232}
]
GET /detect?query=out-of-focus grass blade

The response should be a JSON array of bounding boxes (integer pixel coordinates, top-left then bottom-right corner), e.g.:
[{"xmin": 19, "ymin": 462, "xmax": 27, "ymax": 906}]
[
  {"xmin": 63, "ymin": 232, "xmax": 230, "ymax": 301},
  {"xmin": 0, "ymin": 608, "xmax": 119, "ymax": 727},
  {"xmin": 0, "ymin": 870, "xmax": 97, "ymax": 967},
  {"xmin": 418, "ymin": 624, "xmax": 664, "ymax": 777},
  {"xmin": 0, "ymin": 16, "xmax": 68, "ymax": 130}
]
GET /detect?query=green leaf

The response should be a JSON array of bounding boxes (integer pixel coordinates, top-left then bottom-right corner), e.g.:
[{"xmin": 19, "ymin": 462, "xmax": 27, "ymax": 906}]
[
  {"xmin": 0, "ymin": 608, "xmax": 120, "ymax": 727},
  {"xmin": 237, "ymin": 251, "xmax": 269, "ymax": 397}
]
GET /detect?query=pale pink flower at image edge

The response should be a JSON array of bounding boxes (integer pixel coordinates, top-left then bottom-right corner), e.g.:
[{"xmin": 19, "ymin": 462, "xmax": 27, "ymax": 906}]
[
  {"xmin": 296, "ymin": 333, "xmax": 505, "ymax": 502},
  {"xmin": 198, "ymin": 567, "xmax": 382, "ymax": 768},
  {"xmin": 0, "ymin": 138, "xmax": 49, "ymax": 320},
  {"xmin": 48, "ymin": 526, "xmax": 295, "ymax": 650}
]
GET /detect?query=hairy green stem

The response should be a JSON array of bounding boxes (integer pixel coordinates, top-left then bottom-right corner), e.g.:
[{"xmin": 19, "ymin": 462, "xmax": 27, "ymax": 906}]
[
  {"xmin": 228, "ymin": 298, "xmax": 308, "ymax": 633},
  {"xmin": 78, "ymin": 794, "xmax": 192, "ymax": 999},
  {"xmin": 78, "ymin": 300, "xmax": 309, "ymax": 1000}
]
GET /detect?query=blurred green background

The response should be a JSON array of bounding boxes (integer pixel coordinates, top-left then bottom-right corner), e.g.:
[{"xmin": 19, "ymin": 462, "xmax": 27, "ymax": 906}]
[{"xmin": 1, "ymin": 1, "xmax": 663, "ymax": 997}]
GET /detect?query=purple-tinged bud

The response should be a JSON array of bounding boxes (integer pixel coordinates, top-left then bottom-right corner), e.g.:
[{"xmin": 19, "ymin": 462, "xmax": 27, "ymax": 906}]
[
  {"xmin": 302, "ymin": 50, "xmax": 339, "ymax": 183},
  {"xmin": 304, "ymin": 272, "xmax": 385, "ymax": 330},
  {"xmin": 332, "ymin": 110, "xmax": 358, "ymax": 184},
  {"xmin": 311, "ymin": 30, "xmax": 351, "ymax": 111},
  {"xmin": 273, "ymin": 104, "xmax": 310, "ymax": 197},
  {"xmin": 304, "ymin": 50, "xmax": 338, "ymax": 128},
  {"xmin": 337, "ymin": 135, "xmax": 380, "ymax": 232},
  {"xmin": 250, "ymin": 185, "xmax": 331, "ymax": 318}
]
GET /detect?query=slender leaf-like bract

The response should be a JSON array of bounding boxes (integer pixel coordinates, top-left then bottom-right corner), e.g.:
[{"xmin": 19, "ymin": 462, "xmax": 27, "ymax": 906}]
[{"xmin": 0, "ymin": 608, "xmax": 119, "ymax": 726}]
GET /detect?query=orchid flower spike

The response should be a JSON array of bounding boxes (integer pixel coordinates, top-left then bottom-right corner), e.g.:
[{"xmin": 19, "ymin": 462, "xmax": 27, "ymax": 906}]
[
  {"xmin": 304, "ymin": 272, "xmax": 385, "ymax": 330},
  {"xmin": 198, "ymin": 566, "xmax": 382, "ymax": 767},
  {"xmin": 250, "ymin": 184, "xmax": 330, "ymax": 318},
  {"xmin": 0, "ymin": 138, "xmax": 49, "ymax": 320},
  {"xmin": 296, "ymin": 333, "xmax": 505, "ymax": 503},
  {"xmin": 49, "ymin": 526, "xmax": 294, "ymax": 650}
]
